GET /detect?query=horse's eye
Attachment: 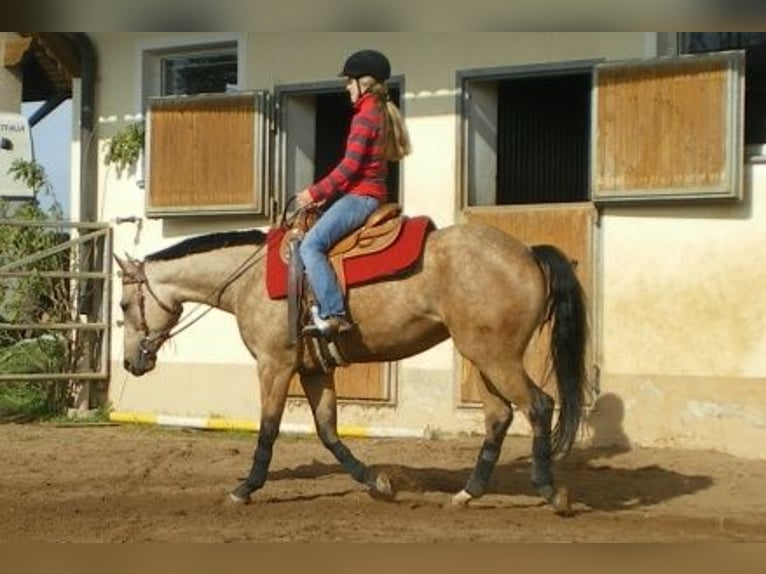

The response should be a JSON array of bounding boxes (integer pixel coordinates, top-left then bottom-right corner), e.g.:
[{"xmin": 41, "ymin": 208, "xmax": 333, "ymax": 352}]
[{"xmin": 120, "ymin": 301, "xmax": 129, "ymax": 312}]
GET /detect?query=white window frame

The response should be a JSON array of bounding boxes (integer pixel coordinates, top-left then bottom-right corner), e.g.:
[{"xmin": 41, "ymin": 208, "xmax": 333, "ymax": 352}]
[
  {"xmin": 136, "ymin": 33, "xmax": 245, "ymax": 111},
  {"xmin": 133, "ymin": 34, "xmax": 246, "ymax": 186}
]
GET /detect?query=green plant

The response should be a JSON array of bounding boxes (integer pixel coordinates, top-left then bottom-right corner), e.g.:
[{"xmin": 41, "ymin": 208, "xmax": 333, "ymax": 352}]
[
  {"xmin": 0, "ymin": 201, "xmax": 68, "ymax": 330},
  {"xmin": 104, "ymin": 121, "xmax": 145, "ymax": 173},
  {"xmin": 0, "ymin": 335, "xmax": 65, "ymax": 373},
  {"xmin": 46, "ymin": 404, "xmax": 112, "ymax": 424},
  {"xmin": 1, "ymin": 161, "xmax": 73, "ymax": 419},
  {"xmin": 8, "ymin": 158, "xmax": 52, "ymax": 197},
  {"xmin": 6, "ymin": 159, "xmax": 63, "ymax": 218},
  {"xmin": 0, "ymin": 380, "xmax": 49, "ymax": 421}
]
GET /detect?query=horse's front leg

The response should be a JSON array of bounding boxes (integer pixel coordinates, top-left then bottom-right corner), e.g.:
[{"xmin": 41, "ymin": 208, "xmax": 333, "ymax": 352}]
[
  {"xmin": 300, "ymin": 371, "xmax": 395, "ymax": 501},
  {"xmin": 230, "ymin": 360, "xmax": 294, "ymax": 504}
]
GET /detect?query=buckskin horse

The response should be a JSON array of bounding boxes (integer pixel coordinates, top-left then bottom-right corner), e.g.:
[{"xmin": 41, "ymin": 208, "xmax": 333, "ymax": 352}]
[{"xmin": 115, "ymin": 210, "xmax": 588, "ymax": 513}]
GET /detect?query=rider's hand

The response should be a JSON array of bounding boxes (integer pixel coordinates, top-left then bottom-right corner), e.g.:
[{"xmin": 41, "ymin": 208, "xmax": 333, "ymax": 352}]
[{"xmin": 295, "ymin": 188, "xmax": 314, "ymax": 209}]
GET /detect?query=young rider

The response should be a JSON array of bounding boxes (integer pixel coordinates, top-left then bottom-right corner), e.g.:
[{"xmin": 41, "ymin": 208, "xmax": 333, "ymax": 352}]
[{"xmin": 296, "ymin": 49, "xmax": 411, "ymax": 337}]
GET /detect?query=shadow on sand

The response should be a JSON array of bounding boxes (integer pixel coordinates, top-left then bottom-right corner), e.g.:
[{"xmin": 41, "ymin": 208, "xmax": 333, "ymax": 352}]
[{"xmin": 263, "ymin": 393, "xmax": 713, "ymax": 513}]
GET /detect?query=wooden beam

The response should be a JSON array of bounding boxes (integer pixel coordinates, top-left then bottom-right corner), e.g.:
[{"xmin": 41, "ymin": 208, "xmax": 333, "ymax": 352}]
[
  {"xmin": 33, "ymin": 33, "xmax": 81, "ymax": 79},
  {"xmin": 2, "ymin": 37, "xmax": 33, "ymax": 68}
]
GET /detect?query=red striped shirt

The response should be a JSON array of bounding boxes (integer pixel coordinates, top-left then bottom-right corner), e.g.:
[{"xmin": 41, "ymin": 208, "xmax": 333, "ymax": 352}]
[{"xmin": 308, "ymin": 93, "xmax": 388, "ymax": 203}]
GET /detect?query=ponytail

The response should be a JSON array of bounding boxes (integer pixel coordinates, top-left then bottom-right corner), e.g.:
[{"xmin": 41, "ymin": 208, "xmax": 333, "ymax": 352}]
[
  {"xmin": 364, "ymin": 79, "xmax": 412, "ymax": 162},
  {"xmin": 383, "ymin": 99, "xmax": 411, "ymax": 162}
]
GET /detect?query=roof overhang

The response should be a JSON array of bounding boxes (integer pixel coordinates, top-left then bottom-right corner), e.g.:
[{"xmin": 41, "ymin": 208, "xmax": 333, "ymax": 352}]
[{"xmin": 4, "ymin": 33, "xmax": 80, "ymax": 101}]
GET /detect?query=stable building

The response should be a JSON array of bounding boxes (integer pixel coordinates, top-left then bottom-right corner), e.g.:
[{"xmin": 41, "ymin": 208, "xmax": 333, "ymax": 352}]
[{"xmin": 14, "ymin": 33, "xmax": 764, "ymax": 458}]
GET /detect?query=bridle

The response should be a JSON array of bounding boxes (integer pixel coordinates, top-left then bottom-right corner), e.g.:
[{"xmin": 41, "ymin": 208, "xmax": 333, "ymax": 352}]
[
  {"xmin": 121, "ymin": 261, "xmax": 182, "ymax": 362},
  {"xmin": 119, "ymin": 216, "xmax": 296, "ymax": 368}
]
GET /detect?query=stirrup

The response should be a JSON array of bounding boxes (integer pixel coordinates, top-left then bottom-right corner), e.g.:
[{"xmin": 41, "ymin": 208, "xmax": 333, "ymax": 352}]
[{"xmin": 302, "ymin": 309, "xmax": 353, "ymax": 338}]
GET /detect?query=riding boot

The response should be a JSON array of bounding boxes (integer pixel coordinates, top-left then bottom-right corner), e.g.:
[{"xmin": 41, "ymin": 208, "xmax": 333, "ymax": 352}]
[{"xmin": 303, "ymin": 305, "xmax": 354, "ymax": 337}]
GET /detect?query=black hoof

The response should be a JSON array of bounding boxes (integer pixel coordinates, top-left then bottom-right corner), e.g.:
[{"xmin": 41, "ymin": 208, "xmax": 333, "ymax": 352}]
[
  {"xmin": 535, "ymin": 483, "xmax": 573, "ymax": 516},
  {"xmin": 535, "ymin": 482, "xmax": 556, "ymax": 502},
  {"xmin": 551, "ymin": 486, "xmax": 573, "ymax": 516}
]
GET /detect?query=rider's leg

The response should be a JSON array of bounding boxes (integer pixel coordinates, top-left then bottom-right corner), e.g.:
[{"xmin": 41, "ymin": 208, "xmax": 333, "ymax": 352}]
[{"xmin": 299, "ymin": 194, "xmax": 379, "ymax": 327}]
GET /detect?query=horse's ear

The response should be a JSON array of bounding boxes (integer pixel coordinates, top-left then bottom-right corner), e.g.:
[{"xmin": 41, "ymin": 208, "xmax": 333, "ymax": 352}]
[{"xmin": 113, "ymin": 254, "xmax": 136, "ymax": 277}]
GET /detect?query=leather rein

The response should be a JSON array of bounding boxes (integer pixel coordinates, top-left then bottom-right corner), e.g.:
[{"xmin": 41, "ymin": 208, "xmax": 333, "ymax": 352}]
[
  {"xmin": 120, "ymin": 238, "xmax": 270, "ymax": 362},
  {"xmin": 121, "ymin": 261, "xmax": 182, "ymax": 361}
]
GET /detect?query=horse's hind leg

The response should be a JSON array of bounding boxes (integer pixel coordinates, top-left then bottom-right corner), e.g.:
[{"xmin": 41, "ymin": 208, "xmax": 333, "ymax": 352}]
[
  {"xmin": 454, "ymin": 363, "xmax": 570, "ymax": 514},
  {"xmin": 525, "ymin": 382, "xmax": 571, "ymax": 514},
  {"xmin": 300, "ymin": 371, "xmax": 395, "ymax": 501},
  {"xmin": 511, "ymin": 373, "xmax": 571, "ymax": 514}
]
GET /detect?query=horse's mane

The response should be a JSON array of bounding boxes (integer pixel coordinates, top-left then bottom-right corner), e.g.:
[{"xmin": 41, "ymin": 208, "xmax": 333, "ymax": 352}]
[{"xmin": 145, "ymin": 229, "xmax": 267, "ymax": 262}]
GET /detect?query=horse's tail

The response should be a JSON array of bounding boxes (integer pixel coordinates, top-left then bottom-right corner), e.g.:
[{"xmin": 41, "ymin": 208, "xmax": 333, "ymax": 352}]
[{"xmin": 530, "ymin": 244, "xmax": 588, "ymax": 456}]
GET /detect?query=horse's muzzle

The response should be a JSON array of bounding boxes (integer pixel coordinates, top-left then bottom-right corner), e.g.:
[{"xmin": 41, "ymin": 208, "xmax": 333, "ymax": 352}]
[{"xmin": 124, "ymin": 353, "xmax": 155, "ymax": 376}]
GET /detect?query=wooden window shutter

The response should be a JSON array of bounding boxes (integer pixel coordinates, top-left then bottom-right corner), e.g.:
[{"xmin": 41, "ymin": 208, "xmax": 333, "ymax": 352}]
[
  {"xmin": 146, "ymin": 91, "xmax": 269, "ymax": 216},
  {"xmin": 592, "ymin": 51, "xmax": 744, "ymax": 202}
]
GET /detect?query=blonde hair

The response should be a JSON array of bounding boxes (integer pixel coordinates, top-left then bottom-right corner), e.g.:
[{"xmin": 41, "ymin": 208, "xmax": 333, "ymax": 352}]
[{"xmin": 360, "ymin": 76, "xmax": 412, "ymax": 162}]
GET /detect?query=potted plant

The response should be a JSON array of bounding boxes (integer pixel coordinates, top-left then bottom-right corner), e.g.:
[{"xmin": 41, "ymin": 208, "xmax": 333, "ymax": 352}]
[{"xmin": 104, "ymin": 121, "xmax": 144, "ymax": 174}]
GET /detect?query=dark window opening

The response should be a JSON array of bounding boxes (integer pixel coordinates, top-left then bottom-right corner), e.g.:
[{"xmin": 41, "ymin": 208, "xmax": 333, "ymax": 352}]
[
  {"xmin": 314, "ymin": 88, "xmax": 402, "ymax": 204},
  {"xmin": 160, "ymin": 51, "xmax": 238, "ymax": 96},
  {"xmin": 496, "ymin": 73, "xmax": 591, "ymax": 205},
  {"xmin": 681, "ymin": 32, "xmax": 766, "ymax": 144}
]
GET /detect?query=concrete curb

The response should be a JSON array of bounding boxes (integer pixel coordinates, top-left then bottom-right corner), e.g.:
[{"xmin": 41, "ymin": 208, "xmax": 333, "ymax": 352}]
[{"xmin": 109, "ymin": 411, "xmax": 431, "ymax": 439}]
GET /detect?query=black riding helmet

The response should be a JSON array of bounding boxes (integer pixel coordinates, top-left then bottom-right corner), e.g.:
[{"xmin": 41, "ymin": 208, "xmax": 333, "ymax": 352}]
[{"xmin": 340, "ymin": 49, "xmax": 391, "ymax": 82}]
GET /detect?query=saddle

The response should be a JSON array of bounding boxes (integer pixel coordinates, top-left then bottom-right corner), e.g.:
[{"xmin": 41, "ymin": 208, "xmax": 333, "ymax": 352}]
[
  {"xmin": 279, "ymin": 202, "xmax": 404, "ymax": 295},
  {"xmin": 266, "ymin": 203, "xmax": 434, "ymax": 372}
]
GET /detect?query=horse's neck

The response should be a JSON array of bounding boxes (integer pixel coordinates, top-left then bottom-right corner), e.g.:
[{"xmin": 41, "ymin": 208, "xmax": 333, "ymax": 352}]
[{"xmin": 147, "ymin": 247, "xmax": 260, "ymax": 313}]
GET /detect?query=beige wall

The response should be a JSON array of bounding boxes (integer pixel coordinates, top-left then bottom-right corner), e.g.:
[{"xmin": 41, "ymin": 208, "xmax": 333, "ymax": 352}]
[
  {"xmin": 594, "ymin": 161, "xmax": 766, "ymax": 459},
  {"xmin": 600, "ymin": 165, "xmax": 766, "ymax": 379},
  {"xmin": 93, "ymin": 33, "xmax": 765, "ymax": 458}
]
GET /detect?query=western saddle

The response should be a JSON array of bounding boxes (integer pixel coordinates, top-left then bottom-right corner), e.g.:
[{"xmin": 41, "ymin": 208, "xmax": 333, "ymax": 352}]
[{"xmin": 280, "ymin": 202, "xmax": 404, "ymax": 294}]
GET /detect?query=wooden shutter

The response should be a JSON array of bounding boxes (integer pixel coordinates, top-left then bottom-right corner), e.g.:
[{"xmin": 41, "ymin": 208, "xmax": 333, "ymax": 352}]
[
  {"xmin": 592, "ymin": 51, "xmax": 744, "ymax": 202},
  {"xmin": 146, "ymin": 91, "xmax": 269, "ymax": 216},
  {"xmin": 288, "ymin": 363, "xmax": 392, "ymax": 402}
]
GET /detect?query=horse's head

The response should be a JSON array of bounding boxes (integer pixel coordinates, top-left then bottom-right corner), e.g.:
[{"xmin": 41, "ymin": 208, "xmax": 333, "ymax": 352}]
[{"xmin": 114, "ymin": 255, "xmax": 183, "ymax": 376}]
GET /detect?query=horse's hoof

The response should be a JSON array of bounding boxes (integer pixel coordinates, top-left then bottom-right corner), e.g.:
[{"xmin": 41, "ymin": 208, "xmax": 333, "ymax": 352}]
[
  {"xmin": 229, "ymin": 484, "xmax": 252, "ymax": 505},
  {"xmin": 368, "ymin": 471, "xmax": 395, "ymax": 501},
  {"xmin": 551, "ymin": 486, "xmax": 572, "ymax": 516},
  {"xmin": 535, "ymin": 483, "xmax": 556, "ymax": 501},
  {"xmin": 449, "ymin": 489, "xmax": 473, "ymax": 508}
]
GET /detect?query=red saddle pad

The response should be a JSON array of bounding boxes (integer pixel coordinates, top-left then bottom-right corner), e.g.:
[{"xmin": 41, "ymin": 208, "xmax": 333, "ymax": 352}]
[{"xmin": 266, "ymin": 216, "xmax": 435, "ymax": 300}]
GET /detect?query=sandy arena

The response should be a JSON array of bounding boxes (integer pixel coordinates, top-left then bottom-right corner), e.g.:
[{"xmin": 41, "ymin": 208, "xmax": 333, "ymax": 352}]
[{"xmin": 0, "ymin": 422, "xmax": 764, "ymax": 542}]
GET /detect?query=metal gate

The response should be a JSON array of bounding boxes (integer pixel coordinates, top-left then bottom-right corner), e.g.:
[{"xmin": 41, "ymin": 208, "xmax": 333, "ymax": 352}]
[{"xmin": 0, "ymin": 220, "xmax": 112, "ymax": 407}]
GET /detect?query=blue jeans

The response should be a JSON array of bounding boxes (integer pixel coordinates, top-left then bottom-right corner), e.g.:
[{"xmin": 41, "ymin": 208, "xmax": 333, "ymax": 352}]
[{"xmin": 299, "ymin": 194, "xmax": 380, "ymax": 319}]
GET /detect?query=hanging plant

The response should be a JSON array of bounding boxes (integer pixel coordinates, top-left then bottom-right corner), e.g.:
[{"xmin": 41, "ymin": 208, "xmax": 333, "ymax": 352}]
[{"xmin": 104, "ymin": 121, "xmax": 145, "ymax": 174}]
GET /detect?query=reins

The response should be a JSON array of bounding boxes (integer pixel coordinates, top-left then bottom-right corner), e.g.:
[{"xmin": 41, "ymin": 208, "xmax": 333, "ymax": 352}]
[
  {"xmin": 123, "ymin": 241, "xmax": 267, "ymax": 354},
  {"xmin": 121, "ymin": 261, "xmax": 182, "ymax": 357},
  {"xmin": 124, "ymin": 202, "xmax": 311, "ymax": 352}
]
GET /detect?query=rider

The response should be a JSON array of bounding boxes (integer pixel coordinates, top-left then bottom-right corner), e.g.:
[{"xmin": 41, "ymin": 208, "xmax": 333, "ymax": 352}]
[{"xmin": 296, "ymin": 49, "xmax": 411, "ymax": 337}]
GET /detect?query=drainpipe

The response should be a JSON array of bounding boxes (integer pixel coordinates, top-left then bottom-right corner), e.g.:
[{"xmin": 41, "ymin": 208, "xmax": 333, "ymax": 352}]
[
  {"xmin": 62, "ymin": 32, "xmax": 97, "ymax": 223},
  {"xmin": 60, "ymin": 34, "xmax": 101, "ymax": 413}
]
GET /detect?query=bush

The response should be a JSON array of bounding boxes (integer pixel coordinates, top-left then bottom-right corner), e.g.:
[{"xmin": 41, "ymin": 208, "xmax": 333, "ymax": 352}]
[{"xmin": 1, "ymin": 160, "xmax": 73, "ymax": 419}]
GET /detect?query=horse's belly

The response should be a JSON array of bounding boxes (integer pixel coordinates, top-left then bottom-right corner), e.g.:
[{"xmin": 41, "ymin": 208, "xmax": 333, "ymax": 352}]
[{"xmin": 343, "ymin": 319, "xmax": 449, "ymax": 363}]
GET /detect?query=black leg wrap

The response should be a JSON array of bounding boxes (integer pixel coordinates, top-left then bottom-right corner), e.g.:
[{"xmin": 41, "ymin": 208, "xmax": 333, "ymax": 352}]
[
  {"xmin": 529, "ymin": 390, "xmax": 555, "ymax": 499},
  {"xmin": 464, "ymin": 443, "xmax": 501, "ymax": 498},
  {"xmin": 248, "ymin": 444, "xmax": 272, "ymax": 488},
  {"xmin": 328, "ymin": 441, "xmax": 368, "ymax": 484},
  {"xmin": 531, "ymin": 435, "xmax": 554, "ymax": 495},
  {"xmin": 242, "ymin": 424, "xmax": 279, "ymax": 493}
]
